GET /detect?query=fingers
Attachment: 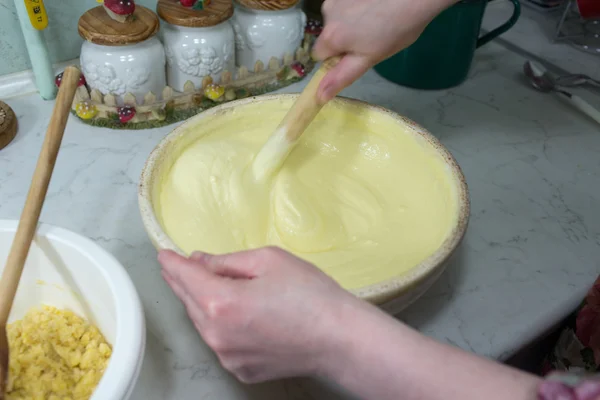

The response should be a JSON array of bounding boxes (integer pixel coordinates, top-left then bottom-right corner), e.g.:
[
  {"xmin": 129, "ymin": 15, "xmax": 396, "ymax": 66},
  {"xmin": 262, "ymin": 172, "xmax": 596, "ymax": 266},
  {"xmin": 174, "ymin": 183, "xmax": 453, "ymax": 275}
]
[
  {"xmin": 160, "ymin": 253, "xmax": 207, "ymax": 324},
  {"xmin": 312, "ymin": 22, "xmax": 346, "ymax": 62},
  {"xmin": 161, "ymin": 269, "xmax": 185, "ymax": 300},
  {"xmin": 159, "ymin": 249, "xmax": 222, "ymax": 290},
  {"xmin": 190, "ymin": 251, "xmax": 209, "ymax": 262},
  {"xmin": 317, "ymin": 54, "xmax": 372, "ymax": 103},
  {"xmin": 312, "ymin": 14, "xmax": 376, "ymax": 102},
  {"xmin": 161, "ymin": 247, "xmax": 295, "ymax": 282},
  {"xmin": 191, "ymin": 248, "xmax": 268, "ymax": 279}
]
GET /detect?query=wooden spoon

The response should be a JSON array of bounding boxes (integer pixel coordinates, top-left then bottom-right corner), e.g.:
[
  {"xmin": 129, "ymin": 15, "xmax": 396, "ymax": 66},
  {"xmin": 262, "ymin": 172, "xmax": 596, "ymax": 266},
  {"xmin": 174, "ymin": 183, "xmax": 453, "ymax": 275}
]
[
  {"xmin": 252, "ymin": 56, "xmax": 342, "ymax": 182},
  {"xmin": 0, "ymin": 66, "xmax": 81, "ymax": 397}
]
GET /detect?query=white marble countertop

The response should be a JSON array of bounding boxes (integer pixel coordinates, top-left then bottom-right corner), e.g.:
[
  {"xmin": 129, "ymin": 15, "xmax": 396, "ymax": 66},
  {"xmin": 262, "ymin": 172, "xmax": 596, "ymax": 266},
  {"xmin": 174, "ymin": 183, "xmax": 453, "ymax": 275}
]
[
  {"xmin": 2, "ymin": 28, "xmax": 600, "ymax": 400},
  {"xmin": 483, "ymin": 0, "xmax": 600, "ymax": 79}
]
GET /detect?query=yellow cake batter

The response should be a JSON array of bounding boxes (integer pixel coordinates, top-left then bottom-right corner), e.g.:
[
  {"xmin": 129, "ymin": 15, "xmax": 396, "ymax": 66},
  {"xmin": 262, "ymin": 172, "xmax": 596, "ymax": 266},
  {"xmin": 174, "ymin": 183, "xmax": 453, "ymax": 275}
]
[
  {"xmin": 6, "ymin": 305, "xmax": 111, "ymax": 400},
  {"xmin": 158, "ymin": 99, "xmax": 459, "ymax": 289}
]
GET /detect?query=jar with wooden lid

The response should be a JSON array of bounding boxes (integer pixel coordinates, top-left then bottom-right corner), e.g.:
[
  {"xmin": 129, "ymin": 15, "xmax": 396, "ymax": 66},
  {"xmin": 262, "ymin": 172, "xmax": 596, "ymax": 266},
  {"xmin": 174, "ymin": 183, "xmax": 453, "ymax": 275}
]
[
  {"xmin": 231, "ymin": 0, "xmax": 306, "ymax": 71},
  {"xmin": 157, "ymin": 0, "xmax": 236, "ymax": 91},
  {"xmin": 0, "ymin": 101, "xmax": 17, "ymax": 151},
  {"xmin": 78, "ymin": 2, "xmax": 166, "ymax": 104}
]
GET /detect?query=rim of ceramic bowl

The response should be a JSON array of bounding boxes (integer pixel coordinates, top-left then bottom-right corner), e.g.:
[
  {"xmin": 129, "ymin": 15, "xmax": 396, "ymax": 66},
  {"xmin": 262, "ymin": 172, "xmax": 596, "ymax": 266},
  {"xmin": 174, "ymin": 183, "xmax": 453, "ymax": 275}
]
[
  {"xmin": 138, "ymin": 94, "xmax": 470, "ymax": 305},
  {"xmin": 0, "ymin": 220, "xmax": 146, "ymax": 399}
]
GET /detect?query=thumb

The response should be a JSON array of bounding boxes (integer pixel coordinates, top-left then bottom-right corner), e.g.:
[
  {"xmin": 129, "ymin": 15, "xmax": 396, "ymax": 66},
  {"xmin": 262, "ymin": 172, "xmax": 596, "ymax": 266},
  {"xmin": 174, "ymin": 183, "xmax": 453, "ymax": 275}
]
[
  {"xmin": 190, "ymin": 249, "xmax": 268, "ymax": 279},
  {"xmin": 317, "ymin": 54, "xmax": 371, "ymax": 103}
]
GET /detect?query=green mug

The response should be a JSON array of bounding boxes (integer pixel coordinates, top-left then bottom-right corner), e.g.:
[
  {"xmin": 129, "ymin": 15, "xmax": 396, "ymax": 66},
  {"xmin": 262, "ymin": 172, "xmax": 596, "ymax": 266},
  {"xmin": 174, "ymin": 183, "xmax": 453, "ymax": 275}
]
[{"xmin": 373, "ymin": 0, "xmax": 521, "ymax": 90}]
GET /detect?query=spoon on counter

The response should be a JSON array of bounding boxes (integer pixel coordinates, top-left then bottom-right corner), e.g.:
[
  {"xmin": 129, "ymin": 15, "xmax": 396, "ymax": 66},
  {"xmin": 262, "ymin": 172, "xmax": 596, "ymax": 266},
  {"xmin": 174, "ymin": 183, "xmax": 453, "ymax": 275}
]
[
  {"xmin": 252, "ymin": 56, "xmax": 342, "ymax": 182},
  {"xmin": 0, "ymin": 66, "xmax": 81, "ymax": 398},
  {"xmin": 555, "ymin": 72, "xmax": 600, "ymax": 89},
  {"xmin": 523, "ymin": 60, "xmax": 600, "ymax": 125}
]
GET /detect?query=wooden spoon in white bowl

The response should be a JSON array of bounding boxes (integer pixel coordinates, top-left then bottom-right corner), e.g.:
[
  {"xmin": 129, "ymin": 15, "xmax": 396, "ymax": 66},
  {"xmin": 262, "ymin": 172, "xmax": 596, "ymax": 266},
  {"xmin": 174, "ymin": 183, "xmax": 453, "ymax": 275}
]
[
  {"xmin": 252, "ymin": 56, "xmax": 342, "ymax": 182},
  {"xmin": 0, "ymin": 66, "xmax": 81, "ymax": 398}
]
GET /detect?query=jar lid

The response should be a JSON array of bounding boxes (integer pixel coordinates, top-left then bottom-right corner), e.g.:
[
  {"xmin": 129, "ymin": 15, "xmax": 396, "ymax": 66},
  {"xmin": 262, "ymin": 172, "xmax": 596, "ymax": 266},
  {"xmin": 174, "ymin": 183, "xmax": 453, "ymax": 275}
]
[
  {"xmin": 235, "ymin": 0, "xmax": 300, "ymax": 11},
  {"xmin": 78, "ymin": 5, "xmax": 160, "ymax": 46},
  {"xmin": 157, "ymin": 0, "xmax": 234, "ymax": 28},
  {"xmin": 0, "ymin": 101, "xmax": 17, "ymax": 151}
]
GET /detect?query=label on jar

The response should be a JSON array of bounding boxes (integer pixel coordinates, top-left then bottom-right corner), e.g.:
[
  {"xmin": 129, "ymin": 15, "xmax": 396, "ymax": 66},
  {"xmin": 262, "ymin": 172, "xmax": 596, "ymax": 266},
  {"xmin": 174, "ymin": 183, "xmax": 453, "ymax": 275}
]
[{"xmin": 24, "ymin": 0, "xmax": 48, "ymax": 30}]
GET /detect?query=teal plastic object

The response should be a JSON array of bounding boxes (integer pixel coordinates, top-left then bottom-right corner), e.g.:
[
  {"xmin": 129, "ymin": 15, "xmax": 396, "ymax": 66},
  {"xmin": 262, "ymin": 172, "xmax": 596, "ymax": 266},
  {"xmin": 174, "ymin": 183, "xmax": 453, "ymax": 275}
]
[
  {"xmin": 13, "ymin": 0, "xmax": 57, "ymax": 100},
  {"xmin": 373, "ymin": 0, "xmax": 521, "ymax": 90}
]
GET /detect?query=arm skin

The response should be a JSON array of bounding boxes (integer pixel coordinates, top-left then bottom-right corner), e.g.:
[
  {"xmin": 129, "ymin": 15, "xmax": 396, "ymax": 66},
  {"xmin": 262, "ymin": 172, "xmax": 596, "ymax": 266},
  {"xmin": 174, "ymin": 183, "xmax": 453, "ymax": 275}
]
[
  {"xmin": 313, "ymin": 0, "xmax": 532, "ymax": 394},
  {"xmin": 159, "ymin": 248, "xmax": 542, "ymax": 399},
  {"xmin": 319, "ymin": 302, "xmax": 541, "ymax": 400}
]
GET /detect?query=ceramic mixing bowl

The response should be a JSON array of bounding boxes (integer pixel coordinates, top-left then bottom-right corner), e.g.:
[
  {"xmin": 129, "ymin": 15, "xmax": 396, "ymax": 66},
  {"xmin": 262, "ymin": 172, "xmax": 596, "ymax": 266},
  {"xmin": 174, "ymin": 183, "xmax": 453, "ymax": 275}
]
[
  {"xmin": 138, "ymin": 94, "xmax": 470, "ymax": 313},
  {"xmin": 0, "ymin": 220, "xmax": 146, "ymax": 399}
]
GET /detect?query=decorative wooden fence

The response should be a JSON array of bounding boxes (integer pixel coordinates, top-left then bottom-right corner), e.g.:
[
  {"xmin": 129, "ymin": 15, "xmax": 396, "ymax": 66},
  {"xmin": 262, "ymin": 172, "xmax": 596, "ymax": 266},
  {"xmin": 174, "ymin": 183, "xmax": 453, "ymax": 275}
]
[{"xmin": 72, "ymin": 47, "xmax": 311, "ymax": 123}]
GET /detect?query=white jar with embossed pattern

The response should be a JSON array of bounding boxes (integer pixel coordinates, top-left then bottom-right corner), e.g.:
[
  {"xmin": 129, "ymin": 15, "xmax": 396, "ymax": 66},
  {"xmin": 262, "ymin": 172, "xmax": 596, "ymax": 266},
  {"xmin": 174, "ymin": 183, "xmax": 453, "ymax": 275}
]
[
  {"xmin": 231, "ymin": 0, "xmax": 306, "ymax": 70},
  {"xmin": 78, "ymin": 5, "xmax": 166, "ymax": 105},
  {"xmin": 157, "ymin": 0, "xmax": 236, "ymax": 91}
]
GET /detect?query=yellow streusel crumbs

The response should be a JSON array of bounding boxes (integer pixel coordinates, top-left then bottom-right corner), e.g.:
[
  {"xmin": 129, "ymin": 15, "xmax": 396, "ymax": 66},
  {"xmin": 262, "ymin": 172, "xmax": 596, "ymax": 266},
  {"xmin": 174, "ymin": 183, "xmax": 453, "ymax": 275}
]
[{"xmin": 6, "ymin": 305, "xmax": 112, "ymax": 400}]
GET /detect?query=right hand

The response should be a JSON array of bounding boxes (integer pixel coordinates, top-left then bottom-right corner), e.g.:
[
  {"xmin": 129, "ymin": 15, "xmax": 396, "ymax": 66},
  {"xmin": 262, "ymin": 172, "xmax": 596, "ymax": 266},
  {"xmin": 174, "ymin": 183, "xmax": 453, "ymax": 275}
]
[{"xmin": 313, "ymin": 0, "xmax": 457, "ymax": 102}]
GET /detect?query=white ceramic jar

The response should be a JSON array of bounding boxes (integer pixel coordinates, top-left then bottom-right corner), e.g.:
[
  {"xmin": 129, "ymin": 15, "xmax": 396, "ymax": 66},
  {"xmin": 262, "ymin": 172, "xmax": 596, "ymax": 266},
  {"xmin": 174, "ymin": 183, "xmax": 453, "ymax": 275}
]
[
  {"xmin": 231, "ymin": 0, "xmax": 306, "ymax": 70},
  {"xmin": 157, "ymin": 0, "xmax": 236, "ymax": 92},
  {"xmin": 161, "ymin": 22, "xmax": 235, "ymax": 91},
  {"xmin": 78, "ymin": 5, "xmax": 166, "ymax": 105},
  {"xmin": 80, "ymin": 37, "xmax": 166, "ymax": 104}
]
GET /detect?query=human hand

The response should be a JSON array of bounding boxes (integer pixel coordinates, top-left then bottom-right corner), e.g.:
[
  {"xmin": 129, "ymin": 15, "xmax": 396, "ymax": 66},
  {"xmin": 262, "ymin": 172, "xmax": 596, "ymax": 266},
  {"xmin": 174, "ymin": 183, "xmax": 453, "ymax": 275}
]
[
  {"xmin": 313, "ymin": 0, "xmax": 458, "ymax": 102},
  {"xmin": 160, "ymin": 247, "xmax": 543, "ymax": 400},
  {"xmin": 158, "ymin": 246, "xmax": 367, "ymax": 383}
]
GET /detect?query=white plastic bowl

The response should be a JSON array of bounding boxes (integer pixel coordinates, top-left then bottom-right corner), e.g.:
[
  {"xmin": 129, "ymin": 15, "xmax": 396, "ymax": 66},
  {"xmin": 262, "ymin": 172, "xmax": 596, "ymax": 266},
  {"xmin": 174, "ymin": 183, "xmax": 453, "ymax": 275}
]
[{"xmin": 0, "ymin": 220, "xmax": 145, "ymax": 400}]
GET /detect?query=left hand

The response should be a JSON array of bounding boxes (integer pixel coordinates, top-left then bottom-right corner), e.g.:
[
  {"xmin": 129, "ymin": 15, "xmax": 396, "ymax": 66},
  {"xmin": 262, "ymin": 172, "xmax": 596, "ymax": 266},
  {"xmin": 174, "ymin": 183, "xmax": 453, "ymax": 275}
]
[{"xmin": 158, "ymin": 246, "xmax": 367, "ymax": 383}]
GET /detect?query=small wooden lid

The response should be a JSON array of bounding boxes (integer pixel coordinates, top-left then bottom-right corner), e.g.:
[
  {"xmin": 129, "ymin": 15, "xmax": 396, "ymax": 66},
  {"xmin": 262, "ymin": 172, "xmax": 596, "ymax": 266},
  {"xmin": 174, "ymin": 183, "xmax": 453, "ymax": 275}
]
[
  {"xmin": 0, "ymin": 102, "xmax": 17, "ymax": 151},
  {"xmin": 78, "ymin": 5, "xmax": 160, "ymax": 46},
  {"xmin": 236, "ymin": 0, "xmax": 299, "ymax": 11},
  {"xmin": 157, "ymin": 0, "xmax": 233, "ymax": 28}
]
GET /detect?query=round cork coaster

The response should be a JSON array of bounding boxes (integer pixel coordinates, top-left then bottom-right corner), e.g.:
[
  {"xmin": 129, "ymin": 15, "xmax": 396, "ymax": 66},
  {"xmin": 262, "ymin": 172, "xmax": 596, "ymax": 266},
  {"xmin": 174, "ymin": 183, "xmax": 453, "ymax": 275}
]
[
  {"xmin": 78, "ymin": 5, "xmax": 160, "ymax": 46},
  {"xmin": 236, "ymin": 0, "xmax": 299, "ymax": 11},
  {"xmin": 0, "ymin": 101, "xmax": 17, "ymax": 151},
  {"xmin": 157, "ymin": 0, "xmax": 233, "ymax": 28}
]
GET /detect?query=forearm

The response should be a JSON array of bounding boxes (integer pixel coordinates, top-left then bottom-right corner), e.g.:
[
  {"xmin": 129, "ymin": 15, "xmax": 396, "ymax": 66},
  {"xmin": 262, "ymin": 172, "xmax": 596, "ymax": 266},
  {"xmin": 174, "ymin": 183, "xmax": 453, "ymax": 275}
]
[{"xmin": 322, "ymin": 303, "xmax": 541, "ymax": 400}]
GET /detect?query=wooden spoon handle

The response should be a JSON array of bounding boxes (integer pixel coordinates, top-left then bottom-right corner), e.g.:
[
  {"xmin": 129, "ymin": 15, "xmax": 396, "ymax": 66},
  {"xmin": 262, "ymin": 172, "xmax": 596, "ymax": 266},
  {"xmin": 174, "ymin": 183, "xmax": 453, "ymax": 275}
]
[
  {"xmin": 0, "ymin": 66, "xmax": 81, "ymax": 325},
  {"xmin": 280, "ymin": 56, "xmax": 342, "ymax": 143}
]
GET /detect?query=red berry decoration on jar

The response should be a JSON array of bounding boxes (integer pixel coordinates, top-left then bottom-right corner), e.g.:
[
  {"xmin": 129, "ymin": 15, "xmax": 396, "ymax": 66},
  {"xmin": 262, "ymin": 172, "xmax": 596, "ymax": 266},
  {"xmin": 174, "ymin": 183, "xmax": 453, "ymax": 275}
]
[
  {"xmin": 78, "ymin": 74, "xmax": 87, "ymax": 87},
  {"xmin": 180, "ymin": 0, "xmax": 196, "ymax": 7},
  {"xmin": 55, "ymin": 72, "xmax": 87, "ymax": 88},
  {"xmin": 102, "ymin": 0, "xmax": 136, "ymax": 23},
  {"xmin": 305, "ymin": 19, "xmax": 323, "ymax": 36},
  {"xmin": 291, "ymin": 62, "xmax": 306, "ymax": 78},
  {"xmin": 117, "ymin": 106, "xmax": 136, "ymax": 123},
  {"xmin": 55, "ymin": 73, "xmax": 63, "ymax": 88}
]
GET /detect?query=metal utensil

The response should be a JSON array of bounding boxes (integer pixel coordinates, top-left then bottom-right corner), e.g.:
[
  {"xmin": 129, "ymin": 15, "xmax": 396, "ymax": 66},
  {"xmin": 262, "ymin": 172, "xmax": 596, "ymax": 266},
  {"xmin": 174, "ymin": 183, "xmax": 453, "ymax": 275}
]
[
  {"xmin": 523, "ymin": 60, "xmax": 600, "ymax": 125},
  {"xmin": 554, "ymin": 73, "xmax": 600, "ymax": 89}
]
